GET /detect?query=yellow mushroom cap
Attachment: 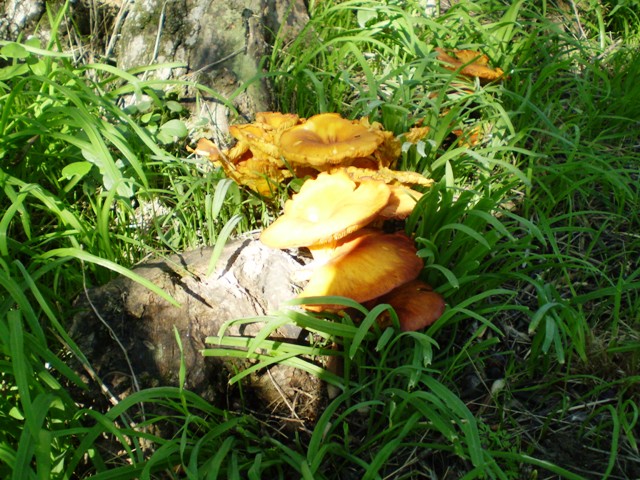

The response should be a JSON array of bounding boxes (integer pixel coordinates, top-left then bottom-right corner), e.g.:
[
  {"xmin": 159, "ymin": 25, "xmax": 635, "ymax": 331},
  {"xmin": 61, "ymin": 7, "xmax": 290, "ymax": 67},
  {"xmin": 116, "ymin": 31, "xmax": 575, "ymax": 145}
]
[
  {"xmin": 298, "ymin": 229, "xmax": 423, "ymax": 310},
  {"xmin": 277, "ymin": 113, "xmax": 386, "ymax": 168},
  {"xmin": 339, "ymin": 166, "xmax": 434, "ymax": 188},
  {"xmin": 374, "ymin": 279, "xmax": 446, "ymax": 331},
  {"xmin": 260, "ymin": 171, "xmax": 391, "ymax": 249}
]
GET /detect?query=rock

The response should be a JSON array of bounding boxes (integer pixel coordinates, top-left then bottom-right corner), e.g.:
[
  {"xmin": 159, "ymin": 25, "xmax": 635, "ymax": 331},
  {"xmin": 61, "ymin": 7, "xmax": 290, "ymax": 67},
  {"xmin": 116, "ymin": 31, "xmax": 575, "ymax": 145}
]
[{"xmin": 71, "ymin": 236, "xmax": 326, "ymax": 425}]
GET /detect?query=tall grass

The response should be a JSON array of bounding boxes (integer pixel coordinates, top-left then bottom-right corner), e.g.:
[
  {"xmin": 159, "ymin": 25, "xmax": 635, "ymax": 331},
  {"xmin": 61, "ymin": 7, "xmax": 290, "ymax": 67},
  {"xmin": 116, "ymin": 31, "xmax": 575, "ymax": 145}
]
[
  {"xmin": 263, "ymin": 0, "xmax": 640, "ymax": 476},
  {"xmin": 1, "ymin": 0, "xmax": 639, "ymax": 478},
  {"xmin": 0, "ymin": 3, "xmax": 267, "ymax": 477}
]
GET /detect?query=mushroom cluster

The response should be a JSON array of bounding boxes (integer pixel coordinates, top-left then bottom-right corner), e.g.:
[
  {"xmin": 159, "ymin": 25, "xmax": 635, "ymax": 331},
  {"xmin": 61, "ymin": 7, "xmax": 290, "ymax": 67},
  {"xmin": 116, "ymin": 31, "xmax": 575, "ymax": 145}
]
[
  {"xmin": 194, "ymin": 111, "xmax": 447, "ymax": 330},
  {"xmin": 189, "ymin": 47, "xmax": 506, "ymax": 330},
  {"xmin": 193, "ymin": 112, "xmax": 404, "ymax": 197},
  {"xmin": 259, "ymin": 168, "xmax": 445, "ymax": 332}
]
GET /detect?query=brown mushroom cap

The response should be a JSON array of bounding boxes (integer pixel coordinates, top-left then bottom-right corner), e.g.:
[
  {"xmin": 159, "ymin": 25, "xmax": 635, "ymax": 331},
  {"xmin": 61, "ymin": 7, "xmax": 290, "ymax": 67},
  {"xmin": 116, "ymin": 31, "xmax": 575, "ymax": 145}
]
[
  {"xmin": 260, "ymin": 171, "xmax": 391, "ymax": 249},
  {"xmin": 374, "ymin": 279, "xmax": 446, "ymax": 331},
  {"xmin": 298, "ymin": 229, "xmax": 423, "ymax": 310},
  {"xmin": 277, "ymin": 113, "xmax": 386, "ymax": 168}
]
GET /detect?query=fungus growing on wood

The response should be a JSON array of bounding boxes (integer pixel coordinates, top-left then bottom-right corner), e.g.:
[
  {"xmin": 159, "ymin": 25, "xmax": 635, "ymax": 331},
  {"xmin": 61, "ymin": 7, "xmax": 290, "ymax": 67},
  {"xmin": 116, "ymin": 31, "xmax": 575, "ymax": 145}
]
[
  {"xmin": 193, "ymin": 110, "xmax": 445, "ymax": 328},
  {"xmin": 298, "ymin": 229, "xmax": 423, "ymax": 311},
  {"xmin": 192, "ymin": 111, "xmax": 408, "ymax": 197},
  {"xmin": 435, "ymin": 47, "xmax": 504, "ymax": 83},
  {"xmin": 260, "ymin": 171, "xmax": 391, "ymax": 249},
  {"xmin": 372, "ymin": 279, "xmax": 446, "ymax": 331}
]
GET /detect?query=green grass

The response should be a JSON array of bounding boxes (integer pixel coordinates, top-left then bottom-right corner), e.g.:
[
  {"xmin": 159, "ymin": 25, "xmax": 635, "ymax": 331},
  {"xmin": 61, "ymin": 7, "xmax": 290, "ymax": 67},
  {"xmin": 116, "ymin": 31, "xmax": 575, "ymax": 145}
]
[{"xmin": 1, "ymin": 0, "xmax": 639, "ymax": 478}]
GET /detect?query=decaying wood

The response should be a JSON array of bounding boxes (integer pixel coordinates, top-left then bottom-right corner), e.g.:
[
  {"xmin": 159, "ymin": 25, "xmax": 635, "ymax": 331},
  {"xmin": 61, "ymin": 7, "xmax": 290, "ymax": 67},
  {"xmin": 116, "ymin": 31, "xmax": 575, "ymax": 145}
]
[{"xmin": 71, "ymin": 235, "xmax": 327, "ymax": 425}]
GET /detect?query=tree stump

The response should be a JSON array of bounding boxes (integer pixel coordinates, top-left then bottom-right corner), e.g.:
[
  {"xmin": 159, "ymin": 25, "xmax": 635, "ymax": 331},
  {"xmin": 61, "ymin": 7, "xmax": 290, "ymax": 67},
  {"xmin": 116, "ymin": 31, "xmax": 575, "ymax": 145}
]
[{"xmin": 71, "ymin": 235, "xmax": 327, "ymax": 426}]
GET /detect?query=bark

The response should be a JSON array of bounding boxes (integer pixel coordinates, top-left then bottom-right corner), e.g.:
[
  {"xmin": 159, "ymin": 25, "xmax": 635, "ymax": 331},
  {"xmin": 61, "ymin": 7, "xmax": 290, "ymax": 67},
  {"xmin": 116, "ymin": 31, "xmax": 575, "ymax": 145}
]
[
  {"xmin": 1, "ymin": 0, "xmax": 310, "ymax": 140},
  {"xmin": 71, "ymin": 236, "xmax": 326, "ymax": 425},
  {"xmin": 0, "ymin": 0, "xmax": 44, "ymax": 40}
]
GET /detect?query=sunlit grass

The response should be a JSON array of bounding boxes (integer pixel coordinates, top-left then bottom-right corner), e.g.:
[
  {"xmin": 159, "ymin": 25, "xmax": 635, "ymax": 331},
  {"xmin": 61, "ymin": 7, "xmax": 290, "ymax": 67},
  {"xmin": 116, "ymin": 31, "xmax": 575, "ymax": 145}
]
[
  {"xmin": 263, "ymin": 0, "xmax": 640, "ymax": 476},
  {"xmin": 1, "ymin": 0, "xmax": 639, "ymax": 478},
  {"xmin": 0, "ymin": 3, "xmax": 259, "ymax": 477}
]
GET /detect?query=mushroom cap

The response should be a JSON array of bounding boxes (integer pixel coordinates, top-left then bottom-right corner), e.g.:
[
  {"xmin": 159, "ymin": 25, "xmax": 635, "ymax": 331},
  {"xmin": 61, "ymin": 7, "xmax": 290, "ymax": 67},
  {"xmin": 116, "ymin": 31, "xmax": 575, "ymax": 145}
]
[
  {"xmin": 403, "ymin": 126, "xmax": 431, "ymax": 144},
  {"xmin": 339, "ymin": 166, "xmax": 434, "ymax": 188},
  {"xmin": 228, "ymin": 112, "xmax": 303, "ymax": 160},
  {"xmin": 374, "ymin": 279, "xmax": 446, "ymax": 331},
  {"xmin": 358, "ymin": 117, "xmax": 402, "ymax": 168},
  {"xmin": 193, "ymin": 137, "xmax": 289, "ymax": 197},
  {"xmin": 192, "ymin": 137, "xmax": 222, "ymax": 159},
  {"xmin": 255, "ymin": 111, "xmax": 301, "ymax": 130},
  {"xmin": 277, "ymin": 113, "xmax": 386, "ymax": 168},
  {"xmin": 378, "ymin": 185, "xmax": 424, "ymax": 219},
  {"xmin": 298, "ymin": 229, "xmax": 423, "ymax": 310},
  {"xmin": 260, "ymin": 171, "xmax": 391, "ymax": 249},
  {"xmin": 231, "ymin": 156, "xmax": 292, "ymax": 197},
  {"xmin": 229, "ymin": 123, "xmax": 282, "ymax": 160},
  {"xmin": 435, "ymin": 47, "xmax": 504, "ymax": 83}
]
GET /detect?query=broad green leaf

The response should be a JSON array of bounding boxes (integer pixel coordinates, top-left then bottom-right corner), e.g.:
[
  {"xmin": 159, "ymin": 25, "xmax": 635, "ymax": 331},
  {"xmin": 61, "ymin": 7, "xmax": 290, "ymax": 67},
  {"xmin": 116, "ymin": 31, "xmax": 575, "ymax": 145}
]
[
  {"xmin": 1, "ymin": 43, "xmax": 29, "ymax": 59},
  {"xmin": 60, "ymin": 161, "xmax": 93, "ymax": 180},
  {"xmin": 157, "ymin": 119, "xmax": 188, "ymax": 144},
  {"xmin": 165, "ymin": 100, "xmax": 183, "ymax": 112}
]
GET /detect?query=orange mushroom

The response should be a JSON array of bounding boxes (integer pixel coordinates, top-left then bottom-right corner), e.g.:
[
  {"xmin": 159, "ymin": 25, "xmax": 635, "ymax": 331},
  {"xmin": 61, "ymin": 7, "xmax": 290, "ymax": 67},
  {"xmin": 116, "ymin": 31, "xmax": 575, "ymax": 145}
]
[
  {"xmin": 435, "ymin": 47, "xmax": 504, "ymax": 83},
  {"xmin": 298, "ymin": 229, "xmax": 423, "ymax": 311},
  {"xmin": 378, "ymin": 185, "xmax": 424, "ymax": 220},
  {"xmin": 357, "ymin": 116, "xmax": 402, "ymax": 168},
  {"xmin": 277, "ymin": 113, "xmax": 387, "ymax": 169},
  {"xmin": 403, "ymin": 125, "xmax": 431, "ymax": 144},
  {"xmin": 228, "ymin": 123, "xmax": 281, "ymax": 159},
  {"xmin": 192, "ymin": 137, "xmax": 288, "ymax": 197},
  {"xmin": 254, "ymin": 111, "xmax": 301, "ymax": 130},
  {"xmin": 260, "ymin": 171, "xmax": 391, "ymax": 249},
  {"xmin": 339, "ymin": 166, "xmax": 434, "ymax": 188},
  {"xmin": 373, "ymin": 279, "xmax": 446, "ymax": 331},
  {"xmin": 228, "ymin": 112, "xmax": 301, "ymax": 160}
]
